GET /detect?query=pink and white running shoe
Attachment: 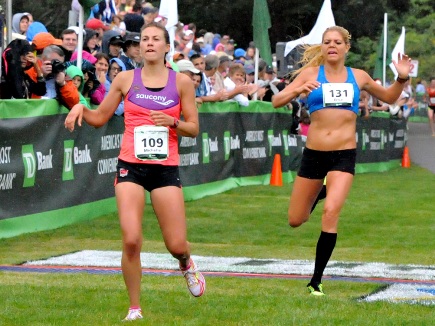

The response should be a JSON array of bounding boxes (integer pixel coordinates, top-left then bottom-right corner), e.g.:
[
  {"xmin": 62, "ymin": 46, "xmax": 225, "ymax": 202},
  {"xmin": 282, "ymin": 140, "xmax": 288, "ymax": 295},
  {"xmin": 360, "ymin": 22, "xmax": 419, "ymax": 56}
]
[{"xmin": 180, "ymin": 258, "xmax": 206, "ymax": 297}]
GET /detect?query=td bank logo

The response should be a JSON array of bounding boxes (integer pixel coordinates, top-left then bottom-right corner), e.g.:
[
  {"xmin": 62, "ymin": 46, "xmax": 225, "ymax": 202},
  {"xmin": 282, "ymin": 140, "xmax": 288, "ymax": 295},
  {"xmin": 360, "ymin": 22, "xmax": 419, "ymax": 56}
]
[
  {"xmin": 202, "ymin": 133, "xmax": 210, "ymax": 164},
  {"xmin": 22, "ymin": 144, "xmax": 36, "ymax": 187},
  {"xmin": 63, "ymin": 140, "xmax": 74, "ymax": 181},
  {"xmin": 21, "ymin": 145, "xmax": 55, "ymax": 187},
  {"xmin": 223, "ymin": 131, "xmax": 241, "ymax": 161}
]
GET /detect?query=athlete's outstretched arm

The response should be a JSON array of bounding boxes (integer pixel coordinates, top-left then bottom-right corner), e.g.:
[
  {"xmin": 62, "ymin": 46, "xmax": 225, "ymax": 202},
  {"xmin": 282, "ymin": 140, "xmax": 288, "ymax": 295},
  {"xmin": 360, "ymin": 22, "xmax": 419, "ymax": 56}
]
[
  {"xmin": 272, "ymin": 68, "xmax": 319, "ymax": 108},
  {"xmin": 64, "ymin": 71, "xmax": 128, "ymax": 131}
]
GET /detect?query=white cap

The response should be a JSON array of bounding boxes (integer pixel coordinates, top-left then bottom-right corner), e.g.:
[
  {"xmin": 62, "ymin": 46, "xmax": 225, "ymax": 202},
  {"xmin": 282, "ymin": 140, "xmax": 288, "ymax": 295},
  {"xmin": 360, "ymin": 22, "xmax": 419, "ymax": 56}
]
[
  {"xmin": 176, "ymin": 60, "xmax": 200, "ymax": 74},
  {"xmin": 68, "ymin": 26, "xmax": 86, "ymax": 36}
]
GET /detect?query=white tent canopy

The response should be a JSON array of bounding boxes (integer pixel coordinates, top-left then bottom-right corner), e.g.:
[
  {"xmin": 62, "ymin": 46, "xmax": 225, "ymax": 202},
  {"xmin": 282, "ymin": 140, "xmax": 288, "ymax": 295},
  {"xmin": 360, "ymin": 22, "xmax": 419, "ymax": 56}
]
[{"xmin": 284, "ymin": 0, "xmax": 335, "ymax": 57}]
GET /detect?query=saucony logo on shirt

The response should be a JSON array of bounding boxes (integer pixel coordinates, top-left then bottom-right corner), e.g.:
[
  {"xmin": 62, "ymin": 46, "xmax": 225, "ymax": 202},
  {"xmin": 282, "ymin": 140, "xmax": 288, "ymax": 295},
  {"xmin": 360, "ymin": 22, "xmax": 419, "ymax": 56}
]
[{"xmin": 135, "ymin": 94, "xmax": 174, "ymax": 106}]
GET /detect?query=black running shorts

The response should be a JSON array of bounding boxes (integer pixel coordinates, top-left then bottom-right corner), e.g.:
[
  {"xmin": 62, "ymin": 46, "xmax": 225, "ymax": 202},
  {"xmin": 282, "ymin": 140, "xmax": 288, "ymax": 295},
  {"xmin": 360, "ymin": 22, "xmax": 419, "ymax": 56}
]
[
  {"xmin": 115, "ymin": 159, "xmax": 182, "ymax": 192},
  {"xmin": 297, "ymin": 148, "xmax": 357, "ymax": 179}
]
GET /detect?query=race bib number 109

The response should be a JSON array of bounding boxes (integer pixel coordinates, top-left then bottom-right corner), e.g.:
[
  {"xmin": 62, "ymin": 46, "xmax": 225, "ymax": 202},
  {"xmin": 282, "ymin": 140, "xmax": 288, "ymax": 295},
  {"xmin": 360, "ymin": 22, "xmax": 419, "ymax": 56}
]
[
  {"xmin": 322, "ymin": 83, "xmax": 354, "ymax": 107},
  {"xmin": 134, "ymin": 125, "xmax": 169, "ymax": 161}
]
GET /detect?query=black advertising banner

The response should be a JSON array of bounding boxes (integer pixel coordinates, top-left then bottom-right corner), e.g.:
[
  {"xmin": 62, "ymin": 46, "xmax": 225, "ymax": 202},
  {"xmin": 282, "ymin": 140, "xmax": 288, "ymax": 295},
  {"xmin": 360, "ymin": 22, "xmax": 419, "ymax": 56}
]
[
  {"xmin": 0, "ymin": 112, "xmax": 124, "ymax": 219},
  {"xmin": 356, "ymin": 115, "xmax": 406, "ymax": 164},
  {"xmin": 179, "ymin": 110, "xmax": 293, "ymax": 187},
  {"xmin": 0, "ymin": 100, "xmax": 406, "ymax": 237}
]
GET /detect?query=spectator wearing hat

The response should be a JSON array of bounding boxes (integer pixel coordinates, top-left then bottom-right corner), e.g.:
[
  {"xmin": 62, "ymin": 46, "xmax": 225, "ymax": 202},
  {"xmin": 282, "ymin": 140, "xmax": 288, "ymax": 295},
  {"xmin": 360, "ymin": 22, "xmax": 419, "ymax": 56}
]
[
  {"xmin": 81, "ymin": 64, "xmax": 105, "ymax": 105},
  {"xmin": 225, "ymin": 39, "xmax": 236, "ymax": 57},
  {"xmin": 83, "ymin": 28, "xmax": 101, "ymax": 55},
  {"xmin": 105, "ymin": 58, "xmax": 126, "ymax": 115},
  {"xmin": 12, "ymin": 13, "xmax": 30, "ymax": 37},
  {"xmin": 102, "ymin": 30, "xmax": 124, "ymax": 59},
  {"xmin": 214, "ymin": 54, "xmax": 231, "ymax": 92},
  {"xmin": 242, "ymin": 63, "xmax": 265, "ymax": 100},
  {"xmin": 66, "ymin": 25, "xmax": 84, "ymax": 38},
  {"xmin": 176, "ymin": 59, "xmax": 207, "ymax": 105},
  {"xmin": 1, "ymin": 39, "xmax": 46, "ymax": 99},
  {"xmin": 176, "ymin": 59, "xmax": 200, "ymax": 78},
  {"xmin": 31, "ymin": 32, "xmax": 63, "ymax": 53},
  {"xmin": 65, "ymin": 65, "xmax": 91, "ymax": 108},
  {"xmin": 172, "ymin": 52, "xmax": 185, "ymax": 63},
  {"xmin": 154, "ymin": 14, "xmax": 168, "ymax": 27},
  {"xmin": 244, "ymin": 64, "xmax": 255, "ymax": 82},
  {"xmin": 142, "ymin": 7, "xmax": 158, "ymax": 25},
  {"xmin": 220, "ymin": 35, "xmax": 230, "ymax": 46},
  {"xmin": 234, "ymin": 48, "xmax": 247, "ymax": 63},
  {"xmin": 25, "ymin": 44, "xmax": 80, "ymax": 109},
  {"xmin": 86, "ymin": 18, "xmax": 110, "ymax": 49},
  {"xmin": 25, "ymin": 22, "xmax": 48, "ymax": 43},
  {"xmin": 214, "ymin": 43, "xmax": 225, "ymax": 52},
  {"xmin": 123, "ymin": 3, "xmax": 144, "ymax": 33},
  {"xmin": 195, "ymin": 37, "xmax": 211, "ymax": 56},
  {"xmin": 189, "ymin": 54, "xmax": 207, "ymax": 97},
  {"xmin": 120, "ymin": 32, "xmax": 141, "ymax": 70}
]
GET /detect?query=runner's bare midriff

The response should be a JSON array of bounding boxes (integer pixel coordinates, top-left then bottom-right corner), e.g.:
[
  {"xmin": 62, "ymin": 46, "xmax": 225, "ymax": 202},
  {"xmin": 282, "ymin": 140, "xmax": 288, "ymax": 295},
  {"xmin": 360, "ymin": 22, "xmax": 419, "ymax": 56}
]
[{"xmin": 306, "ymin": 108, "xmax": 357, "ymax": 151}]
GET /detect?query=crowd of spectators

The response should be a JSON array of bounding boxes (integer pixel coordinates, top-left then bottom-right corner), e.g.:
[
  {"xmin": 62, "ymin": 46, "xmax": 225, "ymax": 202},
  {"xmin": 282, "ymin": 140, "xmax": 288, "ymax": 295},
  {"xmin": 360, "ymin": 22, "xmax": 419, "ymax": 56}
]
[{"xmin": 1, "ymin": 1, "xmax": 431, "ymax": 130}]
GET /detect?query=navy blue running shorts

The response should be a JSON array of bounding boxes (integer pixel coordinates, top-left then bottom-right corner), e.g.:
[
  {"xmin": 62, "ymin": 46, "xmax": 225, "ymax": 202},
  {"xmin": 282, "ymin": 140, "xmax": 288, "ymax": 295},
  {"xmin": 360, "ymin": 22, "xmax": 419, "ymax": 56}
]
[
  {"xmin": 297, "ymin": 148, "xmax": 357, "ymax": 179},
  {"xmin": 115, "ymin": 159, "xmax": 182, "ymax": 192}
]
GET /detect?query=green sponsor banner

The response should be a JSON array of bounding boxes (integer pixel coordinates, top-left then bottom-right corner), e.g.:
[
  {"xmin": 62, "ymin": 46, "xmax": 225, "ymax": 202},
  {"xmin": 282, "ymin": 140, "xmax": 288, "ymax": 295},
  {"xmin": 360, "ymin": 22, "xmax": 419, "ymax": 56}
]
[{"xmin": 0, "ymin": 100, "xmax": 406, "ymax": 238}]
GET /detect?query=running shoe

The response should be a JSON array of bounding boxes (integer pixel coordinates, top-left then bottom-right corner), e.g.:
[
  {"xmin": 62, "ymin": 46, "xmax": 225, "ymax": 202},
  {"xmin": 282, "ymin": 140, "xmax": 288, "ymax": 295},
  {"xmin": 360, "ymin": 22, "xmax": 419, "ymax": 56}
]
[
  {"xmin": 123, "ymin": 308, "xmax": 143, "ymax": 321},
  {"xmin": 180, "ymin": 258, "xmax": 206, "ymax": 297},
  {"xmin": 307, "ymin": 282, "xmax": 325, "ymax": 296}
]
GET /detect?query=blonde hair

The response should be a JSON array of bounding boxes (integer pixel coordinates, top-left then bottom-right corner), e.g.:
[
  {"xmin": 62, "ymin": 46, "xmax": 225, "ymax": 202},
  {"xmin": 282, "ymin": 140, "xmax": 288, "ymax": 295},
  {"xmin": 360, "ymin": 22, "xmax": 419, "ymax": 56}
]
[
  {"xmin": 292, "ymin": 26, "xmax": 351, "ymax": 77},
  {"xmin": 228, "ymin": 63, "xmax": 245, "ymax": 77}
]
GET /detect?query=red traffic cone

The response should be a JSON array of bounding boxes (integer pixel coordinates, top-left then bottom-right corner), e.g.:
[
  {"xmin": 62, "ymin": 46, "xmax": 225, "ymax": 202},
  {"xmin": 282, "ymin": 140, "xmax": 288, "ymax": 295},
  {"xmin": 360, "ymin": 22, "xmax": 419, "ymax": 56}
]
[
  {"xmin": 270, "ymin": 154, "xmax": 283, "ymax": 186},
  {"xmin": 401, "ymin": 146, "xmax": 411, "ymax": 168}
]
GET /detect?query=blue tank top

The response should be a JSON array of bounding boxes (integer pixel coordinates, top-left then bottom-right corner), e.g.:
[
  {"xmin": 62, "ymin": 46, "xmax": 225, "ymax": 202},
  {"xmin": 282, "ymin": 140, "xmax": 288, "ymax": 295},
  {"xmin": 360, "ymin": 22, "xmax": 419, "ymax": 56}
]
[{"xmin": 307, "ymin": 66, "xmax": 360, "ymax": 115}]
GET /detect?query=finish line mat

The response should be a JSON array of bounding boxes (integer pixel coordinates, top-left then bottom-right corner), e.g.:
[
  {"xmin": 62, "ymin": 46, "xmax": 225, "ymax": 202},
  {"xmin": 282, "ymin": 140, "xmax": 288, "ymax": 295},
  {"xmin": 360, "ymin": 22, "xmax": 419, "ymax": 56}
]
[
  {"xmin": 23, "ymin": 250, "xmax": 435, "ymax": 281},
  {"xmin": 7, "ymin": 251, "xmax": 434, "ymax": 306}
]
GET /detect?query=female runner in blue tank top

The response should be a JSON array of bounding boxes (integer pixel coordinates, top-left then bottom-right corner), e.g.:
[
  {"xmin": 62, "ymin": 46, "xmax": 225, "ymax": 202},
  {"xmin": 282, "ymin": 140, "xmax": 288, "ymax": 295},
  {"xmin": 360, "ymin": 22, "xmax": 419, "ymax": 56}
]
[
  {"xmin": 65, "ymin": 22, "xmax": 205, "ymax": 321},
  {"xmin": 272, "ymin": 26, "xmax": 412, "ymax": 296}
]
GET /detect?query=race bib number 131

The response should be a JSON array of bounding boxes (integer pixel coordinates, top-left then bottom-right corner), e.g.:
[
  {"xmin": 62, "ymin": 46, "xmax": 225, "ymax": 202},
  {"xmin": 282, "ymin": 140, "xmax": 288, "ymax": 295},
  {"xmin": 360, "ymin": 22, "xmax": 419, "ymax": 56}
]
[{"xmin": 322, "ymin": 83, "xmax": 354, "ymax": 107}]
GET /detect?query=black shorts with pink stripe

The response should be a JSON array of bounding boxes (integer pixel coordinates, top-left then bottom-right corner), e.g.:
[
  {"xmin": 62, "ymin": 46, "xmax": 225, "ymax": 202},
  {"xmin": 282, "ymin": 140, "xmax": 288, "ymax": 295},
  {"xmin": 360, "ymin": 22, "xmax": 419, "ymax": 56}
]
[
  {"xmin": 115, "ymin": 159, "xmax": 182, "ymax": 192},
  {"xmin": 297, "ymin": 148, "xmax": 357, "ymax": 179}
]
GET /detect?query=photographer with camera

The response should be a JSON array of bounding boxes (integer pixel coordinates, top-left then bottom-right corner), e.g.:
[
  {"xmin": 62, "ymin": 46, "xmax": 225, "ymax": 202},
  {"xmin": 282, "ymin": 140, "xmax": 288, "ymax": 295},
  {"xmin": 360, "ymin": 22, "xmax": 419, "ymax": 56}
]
[
  {"xmin": 1, "ymin": 39, "xmax": 46, "ymax": 99},
  {"xmin": 26, "ymin": 41, "xmax": 80, "ymax": 109}
]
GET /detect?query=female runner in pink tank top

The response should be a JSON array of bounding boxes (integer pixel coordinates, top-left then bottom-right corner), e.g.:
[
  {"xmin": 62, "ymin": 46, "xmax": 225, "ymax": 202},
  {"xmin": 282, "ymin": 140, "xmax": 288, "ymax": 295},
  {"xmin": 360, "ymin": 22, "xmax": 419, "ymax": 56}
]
[{"xmin": 65, "ymin": 22, "xmax": 205, "ymax": 321}]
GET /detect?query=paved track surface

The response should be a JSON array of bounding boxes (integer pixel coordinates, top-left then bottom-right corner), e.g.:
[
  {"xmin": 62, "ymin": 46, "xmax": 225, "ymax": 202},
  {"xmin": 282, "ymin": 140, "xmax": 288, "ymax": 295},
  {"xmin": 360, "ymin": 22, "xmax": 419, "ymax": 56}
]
[{"xmin": 407, "ymin": 122, "xmax": 435, "ymax": 173}]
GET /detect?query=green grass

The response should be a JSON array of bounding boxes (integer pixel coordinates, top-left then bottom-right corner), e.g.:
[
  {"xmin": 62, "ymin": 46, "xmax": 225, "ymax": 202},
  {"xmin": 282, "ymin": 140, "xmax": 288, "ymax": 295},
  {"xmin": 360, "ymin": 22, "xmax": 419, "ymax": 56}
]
[{"xmin": 1, "ymin": 165, "xmax": 434, "ymax": 325}]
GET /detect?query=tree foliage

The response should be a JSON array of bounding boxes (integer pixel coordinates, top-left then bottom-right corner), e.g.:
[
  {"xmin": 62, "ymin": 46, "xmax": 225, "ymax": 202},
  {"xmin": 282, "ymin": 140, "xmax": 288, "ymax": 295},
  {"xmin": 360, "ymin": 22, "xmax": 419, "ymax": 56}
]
[{"xmin": 4, "ymin": 0, "xmax": 434, "ymax": 80}]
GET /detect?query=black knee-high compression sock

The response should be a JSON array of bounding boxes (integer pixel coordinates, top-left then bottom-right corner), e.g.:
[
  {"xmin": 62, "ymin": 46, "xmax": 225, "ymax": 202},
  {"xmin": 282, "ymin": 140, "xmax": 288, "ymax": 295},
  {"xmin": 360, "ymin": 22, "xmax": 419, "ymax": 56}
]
[
  {"xmin": 310, "ymin": 231, "xmax": 337, "ymax": 285},
  {"xmin": 310, "ymin": 185, "xmax": 327, "ymax": 213}
]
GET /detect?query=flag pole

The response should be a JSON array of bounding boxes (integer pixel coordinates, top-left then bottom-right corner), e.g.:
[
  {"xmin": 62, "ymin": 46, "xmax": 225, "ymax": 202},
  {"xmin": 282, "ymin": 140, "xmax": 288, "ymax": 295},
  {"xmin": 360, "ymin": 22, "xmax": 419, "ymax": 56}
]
[
  {"xmin": 77, "ymin": 6, "xmax": 84, "ymax": 70},
  {"xmin": 253, "ymin": 48, "xmax": 260, "ymax": 100},
  {"xmin": 382, "ymin": 13, "xmax": 387, "ymax": 86}
]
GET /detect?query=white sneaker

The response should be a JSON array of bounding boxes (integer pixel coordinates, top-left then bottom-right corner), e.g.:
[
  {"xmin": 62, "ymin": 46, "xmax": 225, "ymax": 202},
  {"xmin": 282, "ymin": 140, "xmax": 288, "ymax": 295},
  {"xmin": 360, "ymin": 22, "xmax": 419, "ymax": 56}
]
[
  {"xmin": 123, "ymin": 308, "xmax": 143, "ymax": 321},
  {"xmin": 180, "ymin": 258, "xmax": 206, "ymax": 297}
]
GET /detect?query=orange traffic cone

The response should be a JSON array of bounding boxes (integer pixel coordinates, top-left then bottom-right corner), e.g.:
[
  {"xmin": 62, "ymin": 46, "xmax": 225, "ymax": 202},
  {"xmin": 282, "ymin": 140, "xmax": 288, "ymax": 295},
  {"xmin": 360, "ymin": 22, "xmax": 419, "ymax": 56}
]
[
  {"xmin": 401, "ymin": 146, "xmax": 411, "ymax": 168},
  {"xmin": 270, "ymin": 154, "xmax": 283, "ymax": 186}
]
